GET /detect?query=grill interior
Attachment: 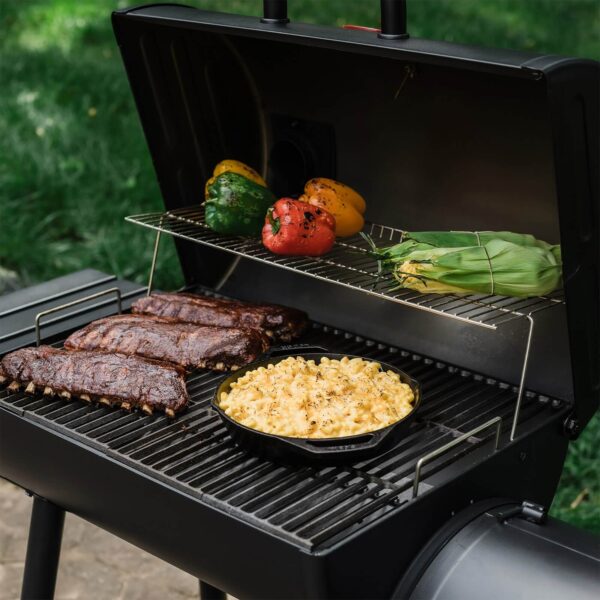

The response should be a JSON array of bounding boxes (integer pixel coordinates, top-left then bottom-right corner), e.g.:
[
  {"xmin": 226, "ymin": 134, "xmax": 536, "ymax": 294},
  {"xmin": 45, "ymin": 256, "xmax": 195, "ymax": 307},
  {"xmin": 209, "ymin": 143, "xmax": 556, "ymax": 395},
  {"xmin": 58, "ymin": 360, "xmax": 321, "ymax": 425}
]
[{"xmin": 0, "ymin": 312, "xmax": 562, "ymax": 552}]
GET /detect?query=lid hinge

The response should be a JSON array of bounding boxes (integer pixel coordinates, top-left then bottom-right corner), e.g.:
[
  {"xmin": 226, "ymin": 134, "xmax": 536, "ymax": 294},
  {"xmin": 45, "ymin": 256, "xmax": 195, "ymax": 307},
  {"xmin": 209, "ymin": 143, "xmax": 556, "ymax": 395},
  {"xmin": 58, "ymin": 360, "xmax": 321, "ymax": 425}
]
[{"xmin": 563, "ymin": 414, "xmax": 582, "ymax": 440}]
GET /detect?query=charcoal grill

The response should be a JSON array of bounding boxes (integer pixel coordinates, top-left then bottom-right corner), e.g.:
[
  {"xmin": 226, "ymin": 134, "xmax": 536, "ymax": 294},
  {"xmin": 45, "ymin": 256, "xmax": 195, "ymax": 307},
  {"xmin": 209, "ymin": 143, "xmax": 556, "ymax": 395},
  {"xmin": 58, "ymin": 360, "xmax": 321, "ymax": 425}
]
[{"xmin": 1, "ymin": 1, "xmax": 598, "ymax": 599}]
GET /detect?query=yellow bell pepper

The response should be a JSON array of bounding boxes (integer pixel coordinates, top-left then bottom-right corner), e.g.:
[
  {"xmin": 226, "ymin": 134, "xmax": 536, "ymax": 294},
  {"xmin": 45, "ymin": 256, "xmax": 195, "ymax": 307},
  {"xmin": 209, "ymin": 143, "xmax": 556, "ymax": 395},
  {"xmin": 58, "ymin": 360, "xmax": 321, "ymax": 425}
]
[
  {"xmin": 205, "ymin": 159, "xmax": 267, "ymax": 198},
  {"xmin": 299, "ymin": 178, "xmax": 366, "ymax": 237}
]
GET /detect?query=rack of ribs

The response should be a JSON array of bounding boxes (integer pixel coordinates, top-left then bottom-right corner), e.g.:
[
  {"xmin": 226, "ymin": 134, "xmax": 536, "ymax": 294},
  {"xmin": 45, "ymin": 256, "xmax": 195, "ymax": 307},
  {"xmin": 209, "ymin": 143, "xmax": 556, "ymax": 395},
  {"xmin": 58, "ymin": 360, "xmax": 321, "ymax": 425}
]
[
  {"xmin": 64, "ymin": 314, "xmax": 270, "ymax": 371},
  {"xmin": 131, "ymin": 293, "xmax": 308, "ymax": 341},
  {"xmin": 0, "ymin": 346, "xmax": 188, "ymax": 417}
]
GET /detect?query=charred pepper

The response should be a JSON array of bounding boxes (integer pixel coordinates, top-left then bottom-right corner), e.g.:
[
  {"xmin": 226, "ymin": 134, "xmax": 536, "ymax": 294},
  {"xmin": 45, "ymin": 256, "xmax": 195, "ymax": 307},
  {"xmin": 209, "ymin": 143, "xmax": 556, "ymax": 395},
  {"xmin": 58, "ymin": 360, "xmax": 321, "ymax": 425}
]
[
  {"xmin": 262, "ymin": 198, "xmax": 336, "ymax": 256},
  {"xmin": 204, "ymin": 159, "xmax": 267, "ymax": 198},
  {"xmin": 299, "ymin": 178, "xmax": 366, "ymax": 237},
  {"xmin": 205, "ymin": 172, "xmax": 275, "ymax": 236}
]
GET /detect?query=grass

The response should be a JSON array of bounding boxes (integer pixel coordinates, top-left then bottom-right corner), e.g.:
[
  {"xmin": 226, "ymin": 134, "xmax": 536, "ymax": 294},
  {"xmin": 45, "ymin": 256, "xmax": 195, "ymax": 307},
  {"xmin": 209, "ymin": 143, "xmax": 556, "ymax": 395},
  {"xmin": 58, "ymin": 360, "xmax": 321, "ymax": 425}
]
[
  {"xmin": 0, "ymin": 0, "xmax": 598, "ymax": 532},
  {"xmin": 552, "ymin": 414, "xmax": 600, "ymax": 532}
]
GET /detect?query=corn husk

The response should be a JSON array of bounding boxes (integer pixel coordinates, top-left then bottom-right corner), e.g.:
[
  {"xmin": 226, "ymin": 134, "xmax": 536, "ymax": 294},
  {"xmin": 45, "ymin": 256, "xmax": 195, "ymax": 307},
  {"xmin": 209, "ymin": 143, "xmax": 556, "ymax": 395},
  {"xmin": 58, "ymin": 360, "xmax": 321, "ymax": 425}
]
[
  {"xmin": 402, "ymin": 230, "xmax": 557, "ymax": 251},
  {"xmin": 392, "ymin": 239, "xmax": 562, "ymax": 297},
  {"xmin": 371, "ymin": 230, "xmax": 561, "ymax": 266}
]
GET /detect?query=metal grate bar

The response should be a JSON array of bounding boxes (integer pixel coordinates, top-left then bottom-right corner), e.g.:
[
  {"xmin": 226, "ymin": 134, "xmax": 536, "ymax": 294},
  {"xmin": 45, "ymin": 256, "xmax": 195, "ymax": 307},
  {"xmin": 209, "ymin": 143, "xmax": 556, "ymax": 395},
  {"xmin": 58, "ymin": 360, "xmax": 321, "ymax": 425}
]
[
  {"xmin": 230, "ymin": 468, "xmax": 323, "ymax": 511},
  {"xmin": 299, "ymin": 488, "xmax": 401, "ymax": 546},
  {"xmin": 126, "ymin": 208, "xmax": 565, "ymax": 330},
  {"xmin": 252, "ymin": 469, "xmax": 348, "ymax": 520},
  {"xmin": 162, "ymin": 433, "xmax": 234, "ymax": 476},
  {"xmin": 284, "ymin": 480, "xmax": 381, "ymax": 532},
  {"xmin": 201, "ymin": 461, "xmax": 278, "ymax": 496}
]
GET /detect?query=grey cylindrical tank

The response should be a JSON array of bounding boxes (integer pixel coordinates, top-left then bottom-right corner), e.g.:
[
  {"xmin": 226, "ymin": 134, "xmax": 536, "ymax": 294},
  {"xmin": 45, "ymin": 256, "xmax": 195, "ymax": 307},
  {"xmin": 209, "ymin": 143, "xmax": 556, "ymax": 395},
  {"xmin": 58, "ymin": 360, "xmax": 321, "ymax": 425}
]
[{"xmin": 396, "ymin": 501, "xmax": 600, "ymax": 600}]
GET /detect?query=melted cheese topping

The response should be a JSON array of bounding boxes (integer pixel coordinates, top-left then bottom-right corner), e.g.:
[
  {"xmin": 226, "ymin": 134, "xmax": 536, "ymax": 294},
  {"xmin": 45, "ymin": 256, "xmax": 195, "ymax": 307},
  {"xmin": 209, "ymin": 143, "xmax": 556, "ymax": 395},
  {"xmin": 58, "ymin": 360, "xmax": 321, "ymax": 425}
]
[{"xmin": 219, "ymin": 356, "xmax": 415, "ymax": 438}]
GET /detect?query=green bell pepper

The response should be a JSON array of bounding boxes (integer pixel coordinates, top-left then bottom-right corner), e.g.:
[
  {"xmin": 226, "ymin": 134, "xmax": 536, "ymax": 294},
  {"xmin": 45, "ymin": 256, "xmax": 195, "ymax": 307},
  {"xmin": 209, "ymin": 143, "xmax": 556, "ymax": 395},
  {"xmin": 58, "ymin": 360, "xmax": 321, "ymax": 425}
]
[{"xmin": 205, "ymin": 172, "xmax": 275, "ymax": 236}]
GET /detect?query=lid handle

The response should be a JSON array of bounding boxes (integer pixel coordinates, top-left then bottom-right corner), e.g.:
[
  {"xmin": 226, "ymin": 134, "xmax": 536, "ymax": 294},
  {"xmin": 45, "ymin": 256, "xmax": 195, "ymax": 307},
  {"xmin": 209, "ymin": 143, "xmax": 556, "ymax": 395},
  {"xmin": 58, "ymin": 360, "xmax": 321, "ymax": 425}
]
[
  {"xmin": 379, "ymin": 0, "xmax": 409, "ymax": 39},
  {"xmin": 261, "ymin": 0, "xmax": 289, "ymax": 24},
  {"xmin": 261, "ymin": 1, "xmax": 409, "ymax": 38}
]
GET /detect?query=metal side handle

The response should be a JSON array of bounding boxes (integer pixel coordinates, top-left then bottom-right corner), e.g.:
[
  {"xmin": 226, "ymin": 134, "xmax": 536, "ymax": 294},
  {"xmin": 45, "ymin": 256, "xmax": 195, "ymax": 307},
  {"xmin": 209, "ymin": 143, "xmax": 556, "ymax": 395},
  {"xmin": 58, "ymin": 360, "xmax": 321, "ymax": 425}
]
[
  {"xmin": 412, "ymin": 416, "xmax": 502, "ymax": 499},
  {"xmin": 35, "ymin": 287, "xmax": 122, "ymax": 346}
]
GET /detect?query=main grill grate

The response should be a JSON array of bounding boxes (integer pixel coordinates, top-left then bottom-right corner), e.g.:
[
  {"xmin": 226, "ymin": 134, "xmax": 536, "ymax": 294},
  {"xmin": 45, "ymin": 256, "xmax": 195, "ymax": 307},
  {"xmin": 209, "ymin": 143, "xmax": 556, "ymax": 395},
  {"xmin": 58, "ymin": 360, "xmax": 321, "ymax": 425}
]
[
  {"xmin": 0, "ymin": 324, "xmax": 561, "ymax": 551},
  {"xmin": 126, "ymin": 207, "xmax": 565, "ymax": 330}
]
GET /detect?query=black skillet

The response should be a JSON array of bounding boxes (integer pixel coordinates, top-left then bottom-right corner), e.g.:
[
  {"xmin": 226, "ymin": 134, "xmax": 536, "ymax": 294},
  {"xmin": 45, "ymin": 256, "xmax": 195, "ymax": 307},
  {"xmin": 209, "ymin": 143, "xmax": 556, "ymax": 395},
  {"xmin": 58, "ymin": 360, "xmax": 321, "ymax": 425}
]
[{"xmin": 212, "ymin": 345, "xmax": 421, "ymax": 464}]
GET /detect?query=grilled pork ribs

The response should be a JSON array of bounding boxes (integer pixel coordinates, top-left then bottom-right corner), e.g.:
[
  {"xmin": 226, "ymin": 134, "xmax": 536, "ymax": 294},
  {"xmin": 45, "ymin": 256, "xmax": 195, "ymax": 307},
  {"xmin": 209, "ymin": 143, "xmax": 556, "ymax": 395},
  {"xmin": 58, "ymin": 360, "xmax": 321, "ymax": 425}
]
[
  {"xmin": 132, "ymin": 293, "xmax": 308, "ymax": 341},
  {"xmin": 65, "ymin": 314, "xmax": 270, "ymax": 371},
  {"xmin": 0, "ymin": 346, "xmax": 189, "ymax": 416}
]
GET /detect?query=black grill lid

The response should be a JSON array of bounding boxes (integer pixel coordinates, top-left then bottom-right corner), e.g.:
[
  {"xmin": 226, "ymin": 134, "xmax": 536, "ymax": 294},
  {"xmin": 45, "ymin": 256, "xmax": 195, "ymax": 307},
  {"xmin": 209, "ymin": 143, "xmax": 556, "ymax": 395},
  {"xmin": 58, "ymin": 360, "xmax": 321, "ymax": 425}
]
[{"xmin": 112, "ymin": 4, "xmax": 598, "ymax": 426}]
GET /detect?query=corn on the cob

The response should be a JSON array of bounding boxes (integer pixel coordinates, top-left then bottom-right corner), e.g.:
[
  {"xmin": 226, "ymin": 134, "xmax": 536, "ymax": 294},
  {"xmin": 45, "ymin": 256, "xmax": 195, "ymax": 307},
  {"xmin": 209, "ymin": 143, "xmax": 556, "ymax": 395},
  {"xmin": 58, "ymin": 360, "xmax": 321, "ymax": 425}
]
[
  {"xmin": 394, "ymin": 241, "xmax": 561, "ymax": 297},
  {"xmin": 364, "ymin": 231, "xmax": 562, "ymax": 298}
]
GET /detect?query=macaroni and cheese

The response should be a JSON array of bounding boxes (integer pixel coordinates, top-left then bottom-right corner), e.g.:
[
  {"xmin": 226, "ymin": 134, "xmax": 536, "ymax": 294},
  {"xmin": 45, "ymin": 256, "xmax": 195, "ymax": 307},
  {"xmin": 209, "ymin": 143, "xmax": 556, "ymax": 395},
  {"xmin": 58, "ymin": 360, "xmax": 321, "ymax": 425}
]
[{"xmin": 219, "ymin": 356, "xmax": 415, "ymax": 438}]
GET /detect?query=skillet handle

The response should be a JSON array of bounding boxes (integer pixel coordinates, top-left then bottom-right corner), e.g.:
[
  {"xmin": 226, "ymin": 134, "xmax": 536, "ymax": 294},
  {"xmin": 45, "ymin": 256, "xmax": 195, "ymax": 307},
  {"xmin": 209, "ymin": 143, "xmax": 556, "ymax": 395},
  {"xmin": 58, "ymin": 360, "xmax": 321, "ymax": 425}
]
[
  {"xmin": 301, "ymin": 432, "xmax": 380, "ymax": 452},
  {"xmin": 266, "ymin": 344, "xmax": 329, "ymax": 358}
]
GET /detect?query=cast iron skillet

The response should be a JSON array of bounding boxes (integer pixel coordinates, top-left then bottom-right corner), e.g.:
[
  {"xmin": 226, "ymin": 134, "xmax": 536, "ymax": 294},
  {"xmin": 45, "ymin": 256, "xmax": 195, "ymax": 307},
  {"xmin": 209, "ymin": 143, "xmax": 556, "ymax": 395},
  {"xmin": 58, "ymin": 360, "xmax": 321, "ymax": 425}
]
[{"xmin": 212, "ymin": 345, "xmax": 421, "ymax": 464}]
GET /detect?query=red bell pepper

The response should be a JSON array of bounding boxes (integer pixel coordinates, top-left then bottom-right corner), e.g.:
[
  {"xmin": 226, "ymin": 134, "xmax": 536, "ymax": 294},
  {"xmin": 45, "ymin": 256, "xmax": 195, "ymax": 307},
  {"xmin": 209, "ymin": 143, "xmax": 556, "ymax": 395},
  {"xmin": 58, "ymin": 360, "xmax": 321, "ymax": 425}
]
[{"xmin": 262, "ymin": 198, "xmax": 336, "ymax": 256}]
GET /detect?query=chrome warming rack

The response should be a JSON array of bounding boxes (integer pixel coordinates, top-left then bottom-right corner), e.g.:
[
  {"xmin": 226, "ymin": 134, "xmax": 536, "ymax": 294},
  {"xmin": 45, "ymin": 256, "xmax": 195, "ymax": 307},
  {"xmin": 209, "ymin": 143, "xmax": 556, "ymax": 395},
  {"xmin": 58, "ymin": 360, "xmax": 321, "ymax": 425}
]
[
  {"xmin": 125, "ymin": 206, "xmax": 565, "ymax": 442},
  {"xmin": 127, "ymin": 207, "xmax": 564, "ymax": 330}
]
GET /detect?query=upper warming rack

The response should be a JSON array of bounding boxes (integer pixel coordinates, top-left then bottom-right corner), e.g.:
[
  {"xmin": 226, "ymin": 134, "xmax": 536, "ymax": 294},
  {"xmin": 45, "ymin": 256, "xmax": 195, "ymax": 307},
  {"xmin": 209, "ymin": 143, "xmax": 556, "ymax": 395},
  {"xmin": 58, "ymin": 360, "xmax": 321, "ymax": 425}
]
[{"xmin": 126, "ymin": 206, "xmax": 564, "ymax": 331}]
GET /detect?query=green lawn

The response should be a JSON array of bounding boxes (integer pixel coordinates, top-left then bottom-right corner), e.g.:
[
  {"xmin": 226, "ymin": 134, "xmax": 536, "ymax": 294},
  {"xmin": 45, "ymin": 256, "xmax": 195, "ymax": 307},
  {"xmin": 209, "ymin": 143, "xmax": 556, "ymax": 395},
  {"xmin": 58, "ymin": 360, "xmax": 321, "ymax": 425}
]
[{"xmin": 0, "ymin": 0, "xmax": 598, "ymax": 532}]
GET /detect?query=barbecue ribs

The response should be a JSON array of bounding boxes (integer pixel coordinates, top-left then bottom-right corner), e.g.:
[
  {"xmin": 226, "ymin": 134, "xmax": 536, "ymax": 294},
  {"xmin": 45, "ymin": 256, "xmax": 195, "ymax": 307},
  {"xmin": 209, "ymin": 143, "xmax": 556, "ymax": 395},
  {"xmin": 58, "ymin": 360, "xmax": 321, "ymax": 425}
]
[
  {"xmin": 64, "ymin": 314, "xmax": 270, "ymax": 371},
  {"xmin": 0, "ymin": 346, "xmax": 188, "ymax": 416},
  {"xmin": 131, "ymin": 293, "xmax": 308, "ymax": 341}
]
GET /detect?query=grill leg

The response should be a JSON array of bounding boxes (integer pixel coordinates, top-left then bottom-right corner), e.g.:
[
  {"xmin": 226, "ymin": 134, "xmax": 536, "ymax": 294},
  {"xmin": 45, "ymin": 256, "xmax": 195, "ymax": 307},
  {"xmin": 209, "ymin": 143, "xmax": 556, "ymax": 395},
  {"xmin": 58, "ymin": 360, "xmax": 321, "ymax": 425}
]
[
  {"xmin": 21, "ymin": 496, "xmax": 65, "ymax": 600},
  {"xmin": 199, "ymin": 580, "xmax": 226, "ymax": 600}
]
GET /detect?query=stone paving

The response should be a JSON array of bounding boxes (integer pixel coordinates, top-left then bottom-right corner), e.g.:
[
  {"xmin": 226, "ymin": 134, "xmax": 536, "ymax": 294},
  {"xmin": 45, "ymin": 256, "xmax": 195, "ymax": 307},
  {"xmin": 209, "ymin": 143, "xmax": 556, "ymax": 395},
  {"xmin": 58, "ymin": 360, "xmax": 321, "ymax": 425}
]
[{"xmin": 0, "ymin": 479, "xmax": 204, "ymax": 600}]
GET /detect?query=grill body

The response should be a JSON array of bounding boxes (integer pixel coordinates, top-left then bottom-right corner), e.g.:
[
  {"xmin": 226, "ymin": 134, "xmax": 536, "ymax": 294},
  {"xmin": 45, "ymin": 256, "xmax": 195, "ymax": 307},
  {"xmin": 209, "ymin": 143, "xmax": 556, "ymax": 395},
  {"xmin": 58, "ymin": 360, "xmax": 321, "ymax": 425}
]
[{"xmin": 0, "ymin": 276, "xmax": 569, "ymax": 599}]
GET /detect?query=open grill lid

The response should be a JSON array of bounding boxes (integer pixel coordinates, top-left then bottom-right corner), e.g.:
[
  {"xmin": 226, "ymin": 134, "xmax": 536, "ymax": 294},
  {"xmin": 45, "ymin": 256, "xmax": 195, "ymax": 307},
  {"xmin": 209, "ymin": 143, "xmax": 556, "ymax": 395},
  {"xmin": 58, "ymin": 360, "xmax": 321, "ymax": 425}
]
[{"xmin": 111, "ymin": 3, "xmax": 598, "ymax": 427}]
